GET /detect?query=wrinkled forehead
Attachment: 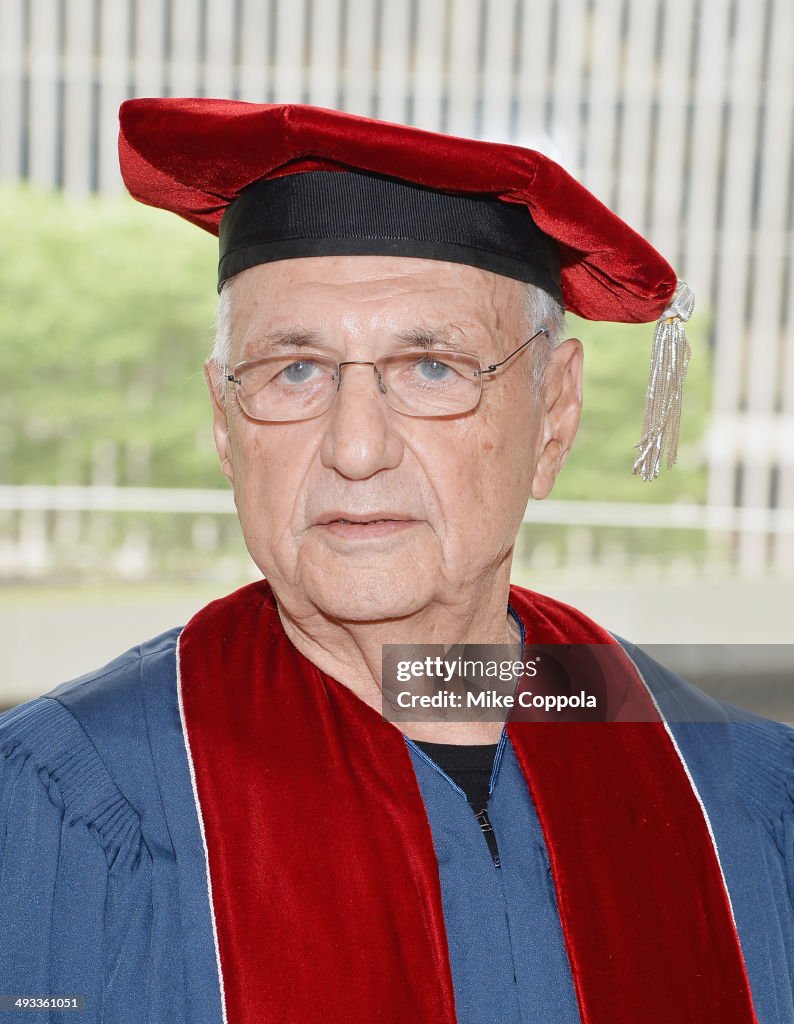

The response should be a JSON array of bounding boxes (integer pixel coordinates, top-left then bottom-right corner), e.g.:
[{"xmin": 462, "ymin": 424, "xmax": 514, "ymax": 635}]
[{"xmin": 223, "ymin": 255, "xmax": 530, "ymax": 355}]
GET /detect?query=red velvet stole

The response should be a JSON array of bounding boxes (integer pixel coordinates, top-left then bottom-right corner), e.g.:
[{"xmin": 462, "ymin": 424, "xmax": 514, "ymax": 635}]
[{"xmin": 177, "ymin": 580, "xmax": 758, "ymax": 1024}]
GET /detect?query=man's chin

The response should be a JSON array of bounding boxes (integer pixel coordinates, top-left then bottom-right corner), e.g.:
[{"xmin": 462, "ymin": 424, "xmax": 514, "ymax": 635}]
[{"xmin": 299, "ymin": 566, "xmax": 434, "ymax": 624}]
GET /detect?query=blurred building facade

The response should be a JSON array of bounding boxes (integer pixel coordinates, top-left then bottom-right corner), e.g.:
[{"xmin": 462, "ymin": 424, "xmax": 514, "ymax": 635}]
[{"xmin": 1, "ymin": 0, "xmax": 793, "ymax": 578}]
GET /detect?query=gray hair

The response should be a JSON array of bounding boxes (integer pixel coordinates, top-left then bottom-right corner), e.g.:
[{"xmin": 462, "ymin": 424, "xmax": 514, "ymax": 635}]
[
  {"xmin": 210, "ymin": 276, "xmax": 564, "ymax": 396},
  {"xmin": 211, "ymin": 281, "xmax": 234, "ymax": 382},
  {"xmin": 522, "ymin": 284, "xmax": 565, "ymax": 394}
]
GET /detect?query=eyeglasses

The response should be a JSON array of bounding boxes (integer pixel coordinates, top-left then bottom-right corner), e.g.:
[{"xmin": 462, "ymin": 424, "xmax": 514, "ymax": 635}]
[{"xmin": 224, "ymin": 327, "xmax": 548, "ymax": 422}]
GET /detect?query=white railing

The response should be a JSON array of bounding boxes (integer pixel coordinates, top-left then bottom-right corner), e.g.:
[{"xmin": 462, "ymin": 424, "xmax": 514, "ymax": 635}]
[
  {"xmin": 1, "ymin": 484, "xmax": 794, "ymax": 535},
  {"xmin": 0, "ymin": 485, "xmax": 789, "ymax": 585}
]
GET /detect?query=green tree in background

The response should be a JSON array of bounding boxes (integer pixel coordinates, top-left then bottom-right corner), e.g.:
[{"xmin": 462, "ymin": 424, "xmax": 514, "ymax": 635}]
[
  {"xmin": 2, "ymin": 185, "xmax": 218, "ymax": 488},
  {"xmin": 1, "ymin": 184, "xmax": 710, "ymax": 504}
]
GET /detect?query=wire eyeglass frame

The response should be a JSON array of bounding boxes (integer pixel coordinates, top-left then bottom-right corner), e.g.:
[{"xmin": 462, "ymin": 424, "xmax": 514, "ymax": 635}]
[{"xmin": 223, "ymin": 326, "xmax": 549, "ymax": 422}]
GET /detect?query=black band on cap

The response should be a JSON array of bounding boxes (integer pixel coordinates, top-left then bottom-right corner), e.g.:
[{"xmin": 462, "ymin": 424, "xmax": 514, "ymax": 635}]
[{"xmin": 218, "ymin": 169, "xmax": 562, "ymax": 300}]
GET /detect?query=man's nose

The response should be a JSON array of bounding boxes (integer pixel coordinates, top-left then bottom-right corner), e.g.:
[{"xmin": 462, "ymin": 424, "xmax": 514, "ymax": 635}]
[{"xmin": 319, "ymin": 362, "xmax": 404, "ymax": 479}]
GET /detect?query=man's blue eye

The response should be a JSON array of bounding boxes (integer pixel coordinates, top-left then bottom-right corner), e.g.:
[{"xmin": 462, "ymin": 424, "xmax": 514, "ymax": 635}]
[
  {"xmin": 281, "ymin": 360, "xmax": 318, "ymax": 384},
  {"xmin": 416, "ymin": 358, "xmax": 453, "ymax": 382}
]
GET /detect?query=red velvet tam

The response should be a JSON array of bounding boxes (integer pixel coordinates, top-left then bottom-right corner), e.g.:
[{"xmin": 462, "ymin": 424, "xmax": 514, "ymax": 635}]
[{"xmin": 118, "ymin": 98, "xmax": 678, "ymax": 323}]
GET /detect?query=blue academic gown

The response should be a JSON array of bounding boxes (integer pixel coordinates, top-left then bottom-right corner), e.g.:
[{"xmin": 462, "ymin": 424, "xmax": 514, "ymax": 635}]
[{"xmin": 1, "ymin": 619, "xmax": 793, "ymax": 1023}]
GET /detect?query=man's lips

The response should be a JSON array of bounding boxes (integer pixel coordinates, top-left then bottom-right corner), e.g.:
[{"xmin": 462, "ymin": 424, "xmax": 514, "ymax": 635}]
[
  {"xmin": 313, "ymin": 512, "xmax": 416, "ymax": 526},
  {"xmin": 311, "ymin": 512, "xmax": 419, "ymax": 540}
]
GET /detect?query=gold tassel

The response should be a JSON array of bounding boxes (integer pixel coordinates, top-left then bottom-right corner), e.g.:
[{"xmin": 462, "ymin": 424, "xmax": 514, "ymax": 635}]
[{"xmin": 632, "ymin": 280, "xmax": 695, "ymax": 481}]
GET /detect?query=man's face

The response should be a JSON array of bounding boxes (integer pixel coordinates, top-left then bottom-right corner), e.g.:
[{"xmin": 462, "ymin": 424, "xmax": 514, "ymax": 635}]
[{"xmin": 206, "ymin": 256, "xmax": 581, "ymax": 623}]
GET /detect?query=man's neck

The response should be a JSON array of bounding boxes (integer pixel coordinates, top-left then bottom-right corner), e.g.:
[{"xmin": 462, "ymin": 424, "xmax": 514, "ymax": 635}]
[{"xmin": 271, "ymin": 577, "xmax": 522, "ymax": 744}]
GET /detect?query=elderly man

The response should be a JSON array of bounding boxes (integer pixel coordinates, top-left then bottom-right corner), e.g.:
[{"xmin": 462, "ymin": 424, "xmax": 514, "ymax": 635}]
[{"xmin": 1, "ymin": 100, "xmax": 792, "ymax": 1024}]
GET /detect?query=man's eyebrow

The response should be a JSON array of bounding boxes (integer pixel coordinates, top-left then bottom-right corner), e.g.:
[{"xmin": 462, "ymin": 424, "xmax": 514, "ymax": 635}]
[
  {"xmin": 244, "ymin": 329, "xmax": 325, "ymax": 358},
  {"xmin": 392, "ymin": 326, "xmax": 469, "ymax": 351}
]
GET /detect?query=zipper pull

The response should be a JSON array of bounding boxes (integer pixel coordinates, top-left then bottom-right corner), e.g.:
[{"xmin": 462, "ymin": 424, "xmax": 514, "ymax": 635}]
[
  {"xmin": 476, "ymin": 807, "xmax": 493, "ymax": 833},
  {"xmin": 475, "ymin": 807, "xmax": 501, "ymax": 868}
]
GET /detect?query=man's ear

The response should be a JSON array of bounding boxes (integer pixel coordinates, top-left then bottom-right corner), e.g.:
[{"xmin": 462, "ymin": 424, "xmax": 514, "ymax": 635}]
[
  {"xmin": 530, "ymin": 337, "xmax": 583, "ymax": 500},
  {"xmin": 204, "ymin": 360, "xmax": 235, "ymax": 484}
]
